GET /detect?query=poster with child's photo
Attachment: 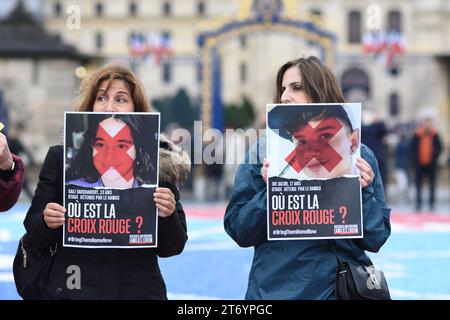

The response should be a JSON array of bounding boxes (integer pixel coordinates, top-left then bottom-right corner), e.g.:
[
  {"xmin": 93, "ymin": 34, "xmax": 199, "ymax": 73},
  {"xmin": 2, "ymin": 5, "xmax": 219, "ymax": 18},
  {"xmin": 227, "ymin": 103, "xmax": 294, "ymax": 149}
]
[
  {"xmin": 63, "ymin": 112, "xmax": 160, "ymax": 248},
  {"xmin": 266, "ymin": 103, "xmax": 363, "ymax": 240}
]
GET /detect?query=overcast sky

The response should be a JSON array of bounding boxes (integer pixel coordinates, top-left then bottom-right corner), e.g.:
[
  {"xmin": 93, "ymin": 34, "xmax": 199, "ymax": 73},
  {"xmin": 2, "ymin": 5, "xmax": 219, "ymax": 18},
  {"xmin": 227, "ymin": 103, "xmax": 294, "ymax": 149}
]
[{"xmin": 0, "ymin": 0, "xmax": 42, "ymax": 18}]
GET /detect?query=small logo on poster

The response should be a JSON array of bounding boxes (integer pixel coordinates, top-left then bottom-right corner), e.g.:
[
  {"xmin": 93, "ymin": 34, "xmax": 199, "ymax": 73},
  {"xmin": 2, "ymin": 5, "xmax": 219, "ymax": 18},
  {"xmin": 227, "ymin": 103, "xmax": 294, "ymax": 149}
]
[{"xmin": 129, "ymin": 234, "xmax": 153, "ymax": 244}]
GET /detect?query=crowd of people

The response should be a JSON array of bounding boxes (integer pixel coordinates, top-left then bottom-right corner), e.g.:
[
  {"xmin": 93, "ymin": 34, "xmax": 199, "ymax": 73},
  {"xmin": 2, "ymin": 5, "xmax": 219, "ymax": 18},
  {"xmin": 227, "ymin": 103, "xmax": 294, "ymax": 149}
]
[{"xmin": 362, "ymin": 115, "xmax": 445, "ymax": 211}]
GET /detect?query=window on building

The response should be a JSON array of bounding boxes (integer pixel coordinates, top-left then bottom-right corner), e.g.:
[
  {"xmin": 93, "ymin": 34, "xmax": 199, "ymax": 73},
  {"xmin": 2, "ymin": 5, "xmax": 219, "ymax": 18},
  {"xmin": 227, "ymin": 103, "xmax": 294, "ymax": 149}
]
[
  {"xmin": 197, "ymin": 62, "xmax": 202, "ymax": 83},
  {"xmin": 309, "ymin": 9, "xmax": 323, "ymax": 24},
  {"xmin": 389, "ymin": 92, "xmax": 400, "ymax": 116},
  {"xmin": 163, "ymin": 1, "xmax": 172, "ymax": 17},
  {"xmin": 129, "ymin": 1, "xmax": 137, "ymax": 16},
  {"xmin": 32, "ymin": 60, "xmax": 40, "ymax": 85},
  {"xmin": 95, "ymin": 32, "xmax": 103, "ymax": 51},
  {"xmin": 160, "ymin": 31, "xmax": 172, "ymax": 56},
  {"xmin": 54, "ymin": 2, "xmax": 62, "ymax": 17},
  {"xmin": 239, "ymin": 34, "xmax": 247, "ymax": 49},
  {"xmin": 387, "ymin": 10, "xmax": 402, "ymax": 33},
  {"xmin": 162, "ymin": 61, "xmax": 172, "ymax": 83},
  {"xmin": 96, "ymin": 2, "xmax": 104, "ymax": 17},
  {"xmin": 240, "ymin": 63, "xmax": 247, "ymax": 84},
  {"xmin": 197, "ymin": 1, "xmax": 206, "ymax": 17},
  {"xmin": 311, "ymin": 9, "xmax": 322, "ymax": 16},
  {"xmin": 389, "ymin": 64, "xmax": 401, "ymax": 77},
  {"xmin": 348, "ymin": 11, "xmax": 362, "ymax": 44}
]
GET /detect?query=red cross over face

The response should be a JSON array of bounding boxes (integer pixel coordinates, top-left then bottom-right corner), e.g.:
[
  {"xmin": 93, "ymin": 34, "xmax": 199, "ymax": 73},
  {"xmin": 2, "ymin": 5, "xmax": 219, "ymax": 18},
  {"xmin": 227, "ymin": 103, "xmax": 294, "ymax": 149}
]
[
  {"xmin": 285, "ymin": 117, "xmax": 354, "ymax": 178},
  {"xmin": 93, "ymin": 118, "xmax": 136, "ymax": 188}
]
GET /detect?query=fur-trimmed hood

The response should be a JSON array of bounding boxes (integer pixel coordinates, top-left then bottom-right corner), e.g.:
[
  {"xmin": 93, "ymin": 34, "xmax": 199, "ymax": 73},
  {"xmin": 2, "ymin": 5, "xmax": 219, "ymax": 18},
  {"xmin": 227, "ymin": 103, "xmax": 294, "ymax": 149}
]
[{"xmin": 159, "ymin": 134, "xmax": 191, "ymax": 185}]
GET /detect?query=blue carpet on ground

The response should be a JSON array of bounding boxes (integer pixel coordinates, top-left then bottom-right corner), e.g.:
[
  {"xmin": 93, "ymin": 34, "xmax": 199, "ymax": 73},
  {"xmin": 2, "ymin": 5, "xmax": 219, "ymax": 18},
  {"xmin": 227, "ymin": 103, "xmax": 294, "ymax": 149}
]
[{"xmin": 1, "ymin": 202, "xmax": 450, "ymax": 300}]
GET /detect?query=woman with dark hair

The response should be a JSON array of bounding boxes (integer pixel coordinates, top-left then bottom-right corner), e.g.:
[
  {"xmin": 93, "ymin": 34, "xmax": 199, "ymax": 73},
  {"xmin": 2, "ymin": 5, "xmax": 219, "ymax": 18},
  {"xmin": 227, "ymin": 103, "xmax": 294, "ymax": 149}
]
[
  {"xmin": 224, "ymin": 56, "xmax": 391, "ymax": 300},
  {"xmin": 66, "ymin": 113, "xmax": 157, "ymax": 188},
  {"xmin": 21, "ymin": 62, "xmax": 190, "ymax": 299}
]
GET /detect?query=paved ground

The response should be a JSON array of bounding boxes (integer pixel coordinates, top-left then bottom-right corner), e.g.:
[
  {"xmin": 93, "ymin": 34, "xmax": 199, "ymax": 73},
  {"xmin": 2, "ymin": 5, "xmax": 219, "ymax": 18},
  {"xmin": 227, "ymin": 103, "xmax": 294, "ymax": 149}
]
[{"xmin": 1, "ymin": 196, "xmax": 450, "ymax": 300}]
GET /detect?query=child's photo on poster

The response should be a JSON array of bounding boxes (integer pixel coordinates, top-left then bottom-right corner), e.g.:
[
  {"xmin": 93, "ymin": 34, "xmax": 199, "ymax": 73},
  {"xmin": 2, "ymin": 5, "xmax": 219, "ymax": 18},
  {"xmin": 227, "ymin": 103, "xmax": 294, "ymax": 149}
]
[
  {"xmin": 65, "ymin": 113, "xmax": 159, "ymax": 189},
  {"xmin": 267, "ymin": 103, "xmax": 361, "ymax": 180}
]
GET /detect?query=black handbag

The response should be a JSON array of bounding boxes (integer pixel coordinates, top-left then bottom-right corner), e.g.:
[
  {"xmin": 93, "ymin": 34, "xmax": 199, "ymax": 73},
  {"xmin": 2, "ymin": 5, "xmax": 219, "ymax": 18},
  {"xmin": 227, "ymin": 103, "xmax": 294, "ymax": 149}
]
[
  {"xmin": 12, "ymin": 233, "xmax": 58, "ymax": 300},
  {"xmin": 331, "ymin": 242, "xmax": 391, "ymax": 300}
]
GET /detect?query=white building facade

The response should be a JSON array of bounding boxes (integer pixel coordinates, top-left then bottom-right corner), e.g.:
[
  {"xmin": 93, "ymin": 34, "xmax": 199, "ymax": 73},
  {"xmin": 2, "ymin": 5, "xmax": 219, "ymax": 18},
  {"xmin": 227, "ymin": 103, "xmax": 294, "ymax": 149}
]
[{"xmin": 40, "ymin": 0, "xmax": 450, "ymax": 145}]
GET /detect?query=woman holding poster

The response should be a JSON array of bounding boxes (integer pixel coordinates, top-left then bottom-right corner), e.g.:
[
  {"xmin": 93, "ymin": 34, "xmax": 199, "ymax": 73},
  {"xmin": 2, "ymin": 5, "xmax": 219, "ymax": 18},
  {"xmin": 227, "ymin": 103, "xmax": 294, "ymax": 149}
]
[
  {"xmin": 224, "ymin": 56, "xmax": 391, "ymax": 300},
  {"xmin": 21, "ymin": 63, "xmax": 190, "ymax": 299}
]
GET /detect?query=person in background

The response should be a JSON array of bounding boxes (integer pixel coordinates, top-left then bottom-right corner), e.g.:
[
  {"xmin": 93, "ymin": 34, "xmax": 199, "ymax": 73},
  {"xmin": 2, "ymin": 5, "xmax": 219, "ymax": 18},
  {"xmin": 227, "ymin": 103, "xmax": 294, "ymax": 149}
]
[
  {"xmin": 393, "ymin": 126, "xmax": 411, "ymax": 201},
  {"xmin": 410, "ymin": 117, "xmax": 442, "ymax": 211}
]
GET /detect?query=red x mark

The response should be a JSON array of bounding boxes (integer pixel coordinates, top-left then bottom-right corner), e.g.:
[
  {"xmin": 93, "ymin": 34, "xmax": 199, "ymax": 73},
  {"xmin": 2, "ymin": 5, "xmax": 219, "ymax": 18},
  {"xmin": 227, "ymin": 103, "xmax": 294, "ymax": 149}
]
[
  {"xmin": 93, "ymin": 122, "xmax": 135, "ymax": 182},
  {"xmin": 285, "ymin": 117, "xmax": 343, "ymax": 173}
]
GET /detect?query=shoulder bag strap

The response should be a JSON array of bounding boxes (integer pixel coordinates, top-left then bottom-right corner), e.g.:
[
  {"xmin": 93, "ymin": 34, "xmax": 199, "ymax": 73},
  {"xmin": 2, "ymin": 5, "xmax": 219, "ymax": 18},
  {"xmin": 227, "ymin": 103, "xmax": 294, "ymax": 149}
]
[
  {"xmin": 328, "ymin": 240, "xmax": 342, "ymax": 264},
  {"xmin": 329, "ymin": 240, "xmax": 352, "ymax": 300}
]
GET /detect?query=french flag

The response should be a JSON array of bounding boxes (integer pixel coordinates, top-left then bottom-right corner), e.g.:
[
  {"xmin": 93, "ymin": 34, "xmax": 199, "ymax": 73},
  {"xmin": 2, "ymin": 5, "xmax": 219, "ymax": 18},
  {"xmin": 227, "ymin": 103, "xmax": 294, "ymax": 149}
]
[
  {"xmin": 363, "ymin": 31, "xmax": 386, "ymax": 54},
  {"xmin": 129, "ymin": 33, "xmax": 146, "ymax": 58}
]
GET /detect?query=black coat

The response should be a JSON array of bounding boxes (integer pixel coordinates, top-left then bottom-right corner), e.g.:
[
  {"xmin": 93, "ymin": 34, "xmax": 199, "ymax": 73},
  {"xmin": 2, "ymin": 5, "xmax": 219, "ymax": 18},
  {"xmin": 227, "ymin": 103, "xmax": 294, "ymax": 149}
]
[{"xmin": 24, "ymin": 145, "xmax": 188, "ymax": 299}]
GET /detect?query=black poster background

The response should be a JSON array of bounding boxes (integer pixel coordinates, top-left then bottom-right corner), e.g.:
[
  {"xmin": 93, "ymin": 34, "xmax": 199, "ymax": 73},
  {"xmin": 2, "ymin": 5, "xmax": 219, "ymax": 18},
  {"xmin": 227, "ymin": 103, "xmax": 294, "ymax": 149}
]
[{"xmin": 268, "ymin": 176, "xmax": 362, "ymax": 240}]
